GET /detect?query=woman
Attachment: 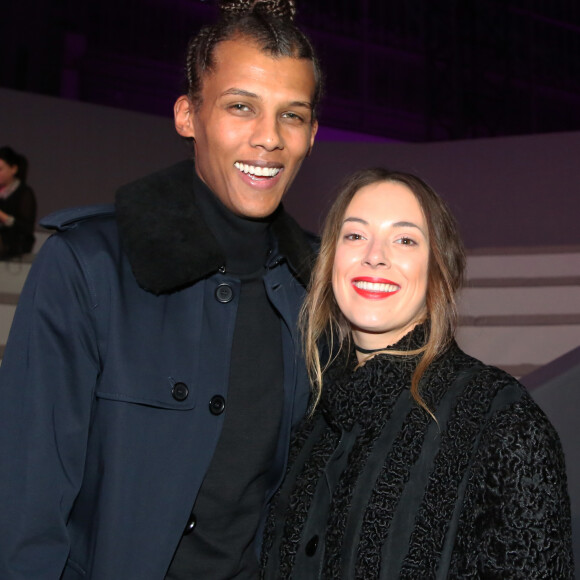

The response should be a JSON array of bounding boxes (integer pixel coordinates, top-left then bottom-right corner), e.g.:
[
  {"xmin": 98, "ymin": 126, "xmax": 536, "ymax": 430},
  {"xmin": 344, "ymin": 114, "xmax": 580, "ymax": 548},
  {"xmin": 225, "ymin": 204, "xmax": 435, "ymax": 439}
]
[
  {"xmin": 0, "ymin": 146, "xmax": 37, "ymax": 258},
  {"xmin": 261, "ymin": 168, "xmax": 574, "ymax": 578}
]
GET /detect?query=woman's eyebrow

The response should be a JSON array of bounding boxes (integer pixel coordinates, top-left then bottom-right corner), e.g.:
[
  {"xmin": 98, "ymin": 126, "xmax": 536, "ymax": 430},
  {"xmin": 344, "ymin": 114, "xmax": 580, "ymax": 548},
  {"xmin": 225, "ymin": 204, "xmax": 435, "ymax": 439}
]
[
  {"xmin": 343, "ymin": 218, "xmax": 422, "ymax": 229},
  {"xmin": 343, "ymin": 217, "xmax": 427, "ymax": 236},
  {"xmin": 392, "ymin": 221, "xmax": 428, "ymax": 237},
  {"xmin": 392, "ymin": 221, "xmax": 422, "ymax": 230},
  {"xmin": 343, "ymin": 217, "xmax": 368, "ymax": 225}
]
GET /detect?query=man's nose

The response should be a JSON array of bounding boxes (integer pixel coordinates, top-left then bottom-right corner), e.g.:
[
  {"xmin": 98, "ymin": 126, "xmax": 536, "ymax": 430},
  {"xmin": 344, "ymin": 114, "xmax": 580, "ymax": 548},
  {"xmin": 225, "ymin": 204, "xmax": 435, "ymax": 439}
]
[{"xmin": 250, "ymin": 114, "xmax": 284, "ymax": 151}]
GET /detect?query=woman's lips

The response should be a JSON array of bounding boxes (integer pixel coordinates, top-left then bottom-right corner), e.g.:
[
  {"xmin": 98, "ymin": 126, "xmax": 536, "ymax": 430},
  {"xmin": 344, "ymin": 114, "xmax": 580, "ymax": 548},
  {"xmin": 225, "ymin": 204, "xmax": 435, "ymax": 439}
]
[{"xmin": 352, "ymin": 277, "xmax": 400, "ymax": 299}]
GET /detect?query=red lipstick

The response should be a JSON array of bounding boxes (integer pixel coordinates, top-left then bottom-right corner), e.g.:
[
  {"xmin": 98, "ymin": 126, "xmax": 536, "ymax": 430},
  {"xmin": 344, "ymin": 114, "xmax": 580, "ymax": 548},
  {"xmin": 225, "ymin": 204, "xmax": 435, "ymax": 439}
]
[{"xmin": 351, "ymin": 277, "xmax": 400, "ymax": 300}]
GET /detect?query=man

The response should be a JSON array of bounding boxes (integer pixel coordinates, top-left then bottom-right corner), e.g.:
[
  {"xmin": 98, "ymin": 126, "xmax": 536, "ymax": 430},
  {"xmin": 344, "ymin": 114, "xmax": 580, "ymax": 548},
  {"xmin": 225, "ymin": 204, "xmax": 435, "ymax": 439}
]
[{"xmin": 0, "ymin": 1, "xmax": 321, "ymax": 578}]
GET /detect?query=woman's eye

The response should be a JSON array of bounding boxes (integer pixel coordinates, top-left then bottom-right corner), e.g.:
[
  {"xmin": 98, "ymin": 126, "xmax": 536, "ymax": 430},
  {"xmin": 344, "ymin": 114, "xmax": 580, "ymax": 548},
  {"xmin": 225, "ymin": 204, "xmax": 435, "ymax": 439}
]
[
  {"xmin": 397, "ymin": 236, "xmax": 416, "ymax": 246},
  {"xmin": 345, "ymin": 233, "xmax": 363, "ymax": 241}
]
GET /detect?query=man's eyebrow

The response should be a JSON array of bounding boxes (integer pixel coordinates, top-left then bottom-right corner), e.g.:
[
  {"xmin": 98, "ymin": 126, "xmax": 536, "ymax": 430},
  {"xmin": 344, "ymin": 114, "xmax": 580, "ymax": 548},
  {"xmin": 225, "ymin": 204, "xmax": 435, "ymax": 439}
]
[
  {"xmin": 221, "ymin": 88, "xmax": 313, "ymax": 109},
  {"xmin": 222, "ymin": 88, "xmax": 259, "ymax": 99},
  {"xmin": 288, "ymin": 100, "xmax": 314, "ymax": 110}
]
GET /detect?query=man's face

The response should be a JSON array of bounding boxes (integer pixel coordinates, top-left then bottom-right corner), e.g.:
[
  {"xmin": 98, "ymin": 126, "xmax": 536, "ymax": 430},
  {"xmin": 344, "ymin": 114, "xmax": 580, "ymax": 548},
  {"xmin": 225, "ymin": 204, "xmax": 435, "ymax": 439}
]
[{"xmin": 174, "ymin": 37, "xmax": 318, "ymax": 218}]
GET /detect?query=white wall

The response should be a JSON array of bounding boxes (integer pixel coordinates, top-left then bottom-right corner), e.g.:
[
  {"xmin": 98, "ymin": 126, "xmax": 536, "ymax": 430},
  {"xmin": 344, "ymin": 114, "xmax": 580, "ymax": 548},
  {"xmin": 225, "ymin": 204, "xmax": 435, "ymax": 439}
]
[{"xmin": 2, "ymin": 87, "xmax": 580, "ymax": 250}]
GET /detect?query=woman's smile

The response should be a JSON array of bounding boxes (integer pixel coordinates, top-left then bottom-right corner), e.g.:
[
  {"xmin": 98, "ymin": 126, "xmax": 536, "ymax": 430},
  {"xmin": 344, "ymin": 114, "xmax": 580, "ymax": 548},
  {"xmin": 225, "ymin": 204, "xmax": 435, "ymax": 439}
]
[{"xmin": 351, "ymin": 277, "xmax": 400, "ymax": 299}]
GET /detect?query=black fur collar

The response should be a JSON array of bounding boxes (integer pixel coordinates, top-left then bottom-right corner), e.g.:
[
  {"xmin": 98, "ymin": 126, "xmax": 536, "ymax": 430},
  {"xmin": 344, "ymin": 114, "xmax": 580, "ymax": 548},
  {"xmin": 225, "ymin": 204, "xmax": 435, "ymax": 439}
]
[{"xmin": 115, "ymin": 160, "xmax": 316, "ymax": 295}]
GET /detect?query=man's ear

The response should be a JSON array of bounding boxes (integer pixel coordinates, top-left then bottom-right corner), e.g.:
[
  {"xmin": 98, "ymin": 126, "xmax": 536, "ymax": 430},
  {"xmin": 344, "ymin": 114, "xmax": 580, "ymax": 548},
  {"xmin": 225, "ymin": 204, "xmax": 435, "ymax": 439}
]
[{"xmin": 174, "ymin": 95, "xmax": 195, "ymax": 138}]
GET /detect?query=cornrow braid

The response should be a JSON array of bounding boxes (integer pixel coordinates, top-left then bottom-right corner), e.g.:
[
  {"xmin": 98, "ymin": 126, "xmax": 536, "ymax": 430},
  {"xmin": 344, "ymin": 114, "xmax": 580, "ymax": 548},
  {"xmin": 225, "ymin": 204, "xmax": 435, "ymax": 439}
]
[
  {"xmin": 252, "ymin": 0, "xmax": 296, "ymax": 21},
  {"xmin": 219, "ymin": 0, "xmax": 296, "ymax": 22}
]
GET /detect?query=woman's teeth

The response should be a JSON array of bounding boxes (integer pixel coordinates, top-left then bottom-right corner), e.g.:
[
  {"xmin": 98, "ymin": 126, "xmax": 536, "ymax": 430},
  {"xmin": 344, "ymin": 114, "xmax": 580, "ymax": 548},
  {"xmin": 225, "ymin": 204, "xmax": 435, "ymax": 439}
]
[{"xmin": 353, "ymin": 281, "xmax": 399, "ymax": 293}]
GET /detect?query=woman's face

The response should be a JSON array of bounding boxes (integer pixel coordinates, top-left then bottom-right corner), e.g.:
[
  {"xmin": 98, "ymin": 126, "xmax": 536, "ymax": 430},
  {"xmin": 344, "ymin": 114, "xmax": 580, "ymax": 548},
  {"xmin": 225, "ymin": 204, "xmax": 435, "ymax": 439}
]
[
  {"xmin": 332, "ymin": 181, "xmax": 430, "ymax": 350},
  {"xmin": 0, "ymin": 160, "xmax": 18, "ymax": 188}
]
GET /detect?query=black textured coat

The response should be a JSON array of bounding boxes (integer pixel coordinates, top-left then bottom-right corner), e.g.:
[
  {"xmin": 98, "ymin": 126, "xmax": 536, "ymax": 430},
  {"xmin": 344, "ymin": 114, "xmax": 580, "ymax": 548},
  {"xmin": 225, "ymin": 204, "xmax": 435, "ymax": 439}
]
[{"xmin": 262, "ymin": 326, "xmax": 574, "ymax": 578}]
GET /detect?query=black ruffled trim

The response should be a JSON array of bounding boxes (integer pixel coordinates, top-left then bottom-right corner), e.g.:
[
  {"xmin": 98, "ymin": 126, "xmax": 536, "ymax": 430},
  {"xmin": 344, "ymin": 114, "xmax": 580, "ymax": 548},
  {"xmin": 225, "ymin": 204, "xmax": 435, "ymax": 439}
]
[{"xmin": 320, "ymin": 323, "xmax": 434, "ymax": 430}]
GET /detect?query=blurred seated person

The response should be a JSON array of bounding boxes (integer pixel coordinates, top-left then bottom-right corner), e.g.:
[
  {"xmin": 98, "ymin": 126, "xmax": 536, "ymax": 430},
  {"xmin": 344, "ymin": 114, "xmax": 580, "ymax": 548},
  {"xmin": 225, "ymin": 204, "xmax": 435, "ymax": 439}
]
[{"xmin": 0, "ymin": 146, "xmax": 37, "ymax": 258}]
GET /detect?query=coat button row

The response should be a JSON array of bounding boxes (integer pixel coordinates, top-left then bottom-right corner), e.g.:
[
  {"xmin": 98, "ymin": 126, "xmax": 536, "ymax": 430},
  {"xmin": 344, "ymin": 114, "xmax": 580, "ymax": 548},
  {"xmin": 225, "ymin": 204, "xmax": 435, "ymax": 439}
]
[
  {"xmin": 183, "ymin": 513, "xmax": 197, "ymax": 535},
  {"xmin": 171, "ymin": 382, "xmax": 189, "ymax": 402},
  {"xmin": 209, "ymin": 394, "xmax": 226, "ymax": 415},
  {"xmin": 215, "ymin": 284, "xmax": 233, "ymax": 303}
]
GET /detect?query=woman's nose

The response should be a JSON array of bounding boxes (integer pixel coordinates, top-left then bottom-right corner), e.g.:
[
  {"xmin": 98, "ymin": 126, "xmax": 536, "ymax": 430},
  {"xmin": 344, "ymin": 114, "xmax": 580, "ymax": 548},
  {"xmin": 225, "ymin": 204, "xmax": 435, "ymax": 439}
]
[{"xmin": 362, "ymin": 241, "xmax": 390, "ymax": 268}]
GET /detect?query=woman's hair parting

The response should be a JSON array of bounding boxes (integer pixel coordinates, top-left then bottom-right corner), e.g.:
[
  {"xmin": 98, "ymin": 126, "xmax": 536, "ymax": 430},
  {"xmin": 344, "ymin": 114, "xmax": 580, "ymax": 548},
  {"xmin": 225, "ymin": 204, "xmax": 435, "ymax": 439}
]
[
  {"xmin": 184, "ymin": 0, "xmax": 322, "ymax": 119},
  {"xmin": 301, "ymin": 168, "xmax": 466, "ymax": 414}
]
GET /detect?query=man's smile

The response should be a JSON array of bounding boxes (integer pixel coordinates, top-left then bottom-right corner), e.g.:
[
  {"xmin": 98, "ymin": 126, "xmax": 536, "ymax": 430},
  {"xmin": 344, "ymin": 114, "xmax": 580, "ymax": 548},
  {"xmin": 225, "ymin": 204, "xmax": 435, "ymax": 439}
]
[{"xmin": 234, "ymin": 162, "xmax": 282, "ymax": 178}]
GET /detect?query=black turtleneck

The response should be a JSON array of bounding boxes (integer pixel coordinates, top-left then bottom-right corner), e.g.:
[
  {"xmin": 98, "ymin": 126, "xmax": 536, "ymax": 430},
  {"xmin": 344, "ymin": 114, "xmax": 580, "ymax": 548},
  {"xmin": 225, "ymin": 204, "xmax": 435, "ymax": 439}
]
[
  {"xmin": 165, "ymin": 173, "xmax": 284, "ymax": 579},
  {"xmin": 192, "ymin": 173, "xmax": 272, "ymax": 274}
]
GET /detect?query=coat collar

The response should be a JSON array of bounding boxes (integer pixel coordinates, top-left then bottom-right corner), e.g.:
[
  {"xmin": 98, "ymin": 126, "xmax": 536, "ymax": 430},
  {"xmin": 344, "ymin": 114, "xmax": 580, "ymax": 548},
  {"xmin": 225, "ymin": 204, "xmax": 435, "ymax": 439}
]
[{"xmin": 115, "ymin": 160, "xmax": 316, "ymax": 295}]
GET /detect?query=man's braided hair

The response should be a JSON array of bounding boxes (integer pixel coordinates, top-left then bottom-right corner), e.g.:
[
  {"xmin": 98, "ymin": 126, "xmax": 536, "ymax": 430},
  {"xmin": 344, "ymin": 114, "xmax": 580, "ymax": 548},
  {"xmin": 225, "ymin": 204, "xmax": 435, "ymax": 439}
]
[{"xmin": 184, "ymin": 0, "xmax": 322, "ymax": 119}]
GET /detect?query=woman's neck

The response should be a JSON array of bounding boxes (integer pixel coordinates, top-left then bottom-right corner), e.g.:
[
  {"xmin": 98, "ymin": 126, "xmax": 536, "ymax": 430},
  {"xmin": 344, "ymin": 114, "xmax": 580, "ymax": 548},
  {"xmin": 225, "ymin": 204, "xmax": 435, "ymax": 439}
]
[{"xmin": 352, "ymin": 320, "xmax": 424, "ymax": 363}]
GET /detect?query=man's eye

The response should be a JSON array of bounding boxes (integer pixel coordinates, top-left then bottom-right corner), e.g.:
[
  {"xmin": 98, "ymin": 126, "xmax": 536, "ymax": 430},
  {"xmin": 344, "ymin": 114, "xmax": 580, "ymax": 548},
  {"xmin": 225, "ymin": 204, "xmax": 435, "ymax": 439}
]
[
  {"xmin": 282, "ymin": 112, "xmax": 304, "ymax": 122},
  {"xmin": 230, "ymin": 104, "xmax": 251, "ymax": 112}
]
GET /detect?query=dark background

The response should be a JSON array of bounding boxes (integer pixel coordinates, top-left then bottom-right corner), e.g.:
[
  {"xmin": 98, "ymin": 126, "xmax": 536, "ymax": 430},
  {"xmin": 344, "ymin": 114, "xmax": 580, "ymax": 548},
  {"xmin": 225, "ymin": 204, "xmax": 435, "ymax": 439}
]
[{"xmin": 2, "ymin": 0, "xmax": 580, "ymax": 143}]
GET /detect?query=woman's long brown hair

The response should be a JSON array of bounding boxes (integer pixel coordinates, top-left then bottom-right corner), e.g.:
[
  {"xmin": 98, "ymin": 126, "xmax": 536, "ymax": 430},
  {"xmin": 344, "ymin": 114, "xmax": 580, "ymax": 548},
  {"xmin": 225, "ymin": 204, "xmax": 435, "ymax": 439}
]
[{"xmin": 301, "ymin": 168, "xmax": 466, "ymax": 416}]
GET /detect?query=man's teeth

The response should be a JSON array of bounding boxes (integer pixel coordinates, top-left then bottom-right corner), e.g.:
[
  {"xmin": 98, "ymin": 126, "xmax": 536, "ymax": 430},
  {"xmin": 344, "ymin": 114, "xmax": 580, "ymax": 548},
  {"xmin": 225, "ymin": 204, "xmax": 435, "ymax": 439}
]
[
  {"xmin": 354, "ymin": 281, "xmax": 399, "ymax": 293},
  {"xmin": 234, "ymin": 162, "xmax": 281, "ymax": 177}
]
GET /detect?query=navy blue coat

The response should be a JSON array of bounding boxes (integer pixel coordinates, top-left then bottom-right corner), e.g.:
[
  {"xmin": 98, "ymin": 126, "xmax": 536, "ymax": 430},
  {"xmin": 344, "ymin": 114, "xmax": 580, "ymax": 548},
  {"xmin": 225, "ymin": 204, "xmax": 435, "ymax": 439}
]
[{"xmin": 0, "ymin": 162, "xmax": 314, "ymax": 579}]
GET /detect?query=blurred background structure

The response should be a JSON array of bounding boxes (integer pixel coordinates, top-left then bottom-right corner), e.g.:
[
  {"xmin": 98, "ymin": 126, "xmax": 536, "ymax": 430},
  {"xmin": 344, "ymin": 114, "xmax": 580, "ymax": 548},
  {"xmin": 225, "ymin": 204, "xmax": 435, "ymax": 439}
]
[{"xmin": 2, "ymin": 0, "xmax": 580, "ymax": 142}]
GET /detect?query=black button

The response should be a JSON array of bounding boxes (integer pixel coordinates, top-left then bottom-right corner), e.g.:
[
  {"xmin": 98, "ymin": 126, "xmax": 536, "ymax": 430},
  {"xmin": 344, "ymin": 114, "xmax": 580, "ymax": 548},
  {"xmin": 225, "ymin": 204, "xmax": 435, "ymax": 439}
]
[
  {"xmin": 172, "ymin": 382, "xmax": 189, "ymax": 402},
  {"xmin": 183, "ymin": 513, "xmax": 197, "ymax": 535},
  {"xmin": 215, "ymin": 284, "xmax": 233, "ymax": 303},
  {"xmin": 305, "ymin": 535, "xmax": 319, "ymax": 557},
  {"xmin": 209, "ymin": 395, "xmax": 226, "ymax": 415}
]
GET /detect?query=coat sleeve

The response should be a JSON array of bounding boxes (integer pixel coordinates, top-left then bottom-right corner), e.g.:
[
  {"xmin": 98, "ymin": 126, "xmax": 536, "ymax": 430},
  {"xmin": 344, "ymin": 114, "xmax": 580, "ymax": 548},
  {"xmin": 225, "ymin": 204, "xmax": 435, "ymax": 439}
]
[
  {"xmin": 0, "ymin": 233, "xmax": 100, "ymax": 579},
  {"xmin": 453, "ymin": 392, "xmax": 575, "ymax": 578}
]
